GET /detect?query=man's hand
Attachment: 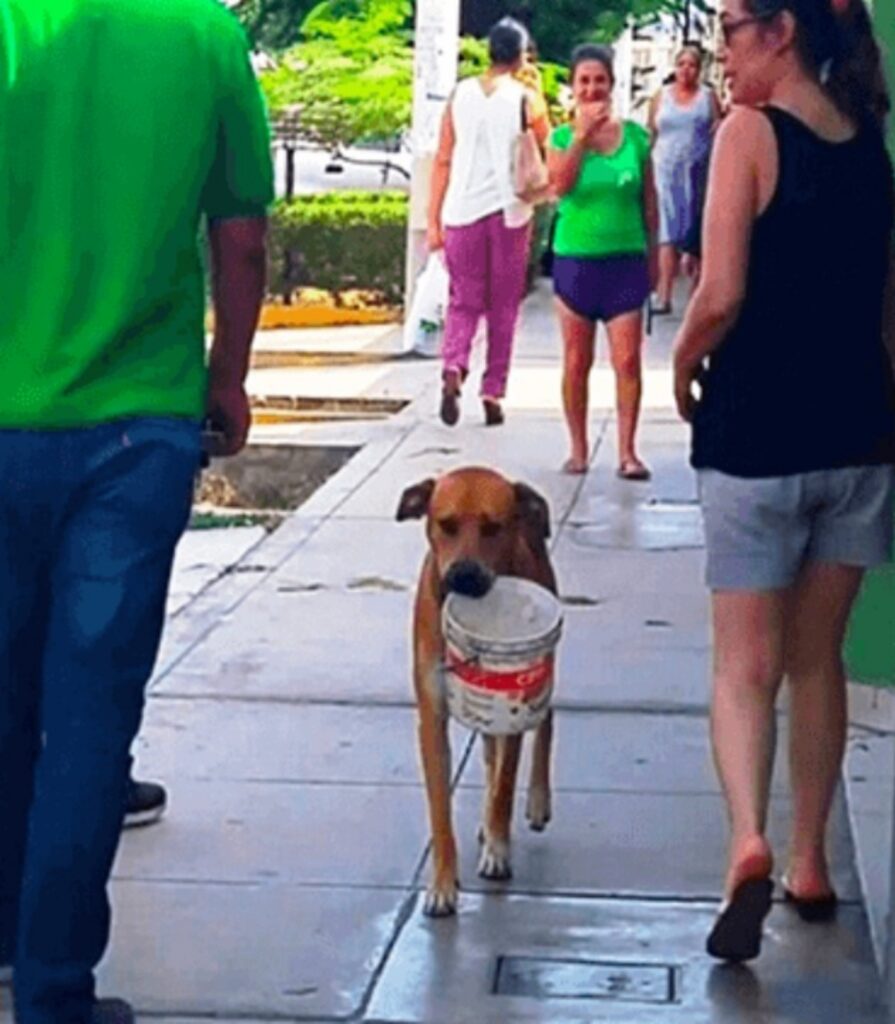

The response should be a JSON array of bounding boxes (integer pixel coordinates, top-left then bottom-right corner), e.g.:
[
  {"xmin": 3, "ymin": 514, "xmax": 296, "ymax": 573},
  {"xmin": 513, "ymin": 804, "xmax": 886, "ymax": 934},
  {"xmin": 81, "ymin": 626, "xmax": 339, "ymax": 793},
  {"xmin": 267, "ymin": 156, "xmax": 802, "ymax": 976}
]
[
  {"xmin": 206, "ymin": 378, "xmax": 251, "ymax": 456},
  {"xmin": 206, "ymin": 216, "xmax": 266, "ymax": 456},
  {"xmin": 673, "ymin": 357, "xmax": 700, "ymax": 423}
]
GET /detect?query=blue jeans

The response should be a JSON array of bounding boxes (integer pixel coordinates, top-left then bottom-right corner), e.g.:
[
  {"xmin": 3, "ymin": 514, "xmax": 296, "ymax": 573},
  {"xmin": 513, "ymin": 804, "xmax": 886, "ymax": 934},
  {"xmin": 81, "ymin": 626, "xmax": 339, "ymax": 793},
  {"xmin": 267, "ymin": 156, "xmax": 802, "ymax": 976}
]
[{"xmin": 0, "ymin": 418, "xmax": 200, "ymax": 1023}]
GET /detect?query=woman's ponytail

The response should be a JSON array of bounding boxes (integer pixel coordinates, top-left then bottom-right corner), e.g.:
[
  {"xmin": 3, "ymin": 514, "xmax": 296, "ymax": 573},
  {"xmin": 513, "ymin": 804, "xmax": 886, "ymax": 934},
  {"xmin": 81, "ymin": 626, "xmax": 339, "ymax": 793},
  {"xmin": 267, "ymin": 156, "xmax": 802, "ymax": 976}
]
[{"xmin": 825, "ymin": 0, "xmax": 890, "ymax": 132}]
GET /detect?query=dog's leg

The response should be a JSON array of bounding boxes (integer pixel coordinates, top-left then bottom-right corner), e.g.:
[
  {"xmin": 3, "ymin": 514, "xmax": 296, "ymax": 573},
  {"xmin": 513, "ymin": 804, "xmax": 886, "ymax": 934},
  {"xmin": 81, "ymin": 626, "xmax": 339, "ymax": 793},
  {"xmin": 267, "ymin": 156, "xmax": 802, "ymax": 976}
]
[
  {"xmin": 478, "ymin": 734, "xmax": 522, "ymax": 880},
  {"xmin": 417, "ymin": 691, "xmax": 458, "ymax": 917},
  {"xmin": 475, "ymin": 737, "xmax": 495, "ymax": 847},
  {"xmin": 526, "ymin": 709, "xmax": 553, "ymax": 831}
]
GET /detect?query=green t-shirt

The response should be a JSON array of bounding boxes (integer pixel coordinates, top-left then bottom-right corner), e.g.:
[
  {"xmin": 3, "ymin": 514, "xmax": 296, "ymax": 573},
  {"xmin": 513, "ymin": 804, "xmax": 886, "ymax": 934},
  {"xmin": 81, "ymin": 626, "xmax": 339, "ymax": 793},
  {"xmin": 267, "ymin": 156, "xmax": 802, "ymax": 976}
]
[
  {"xmin": 0, "ymin": 0, "xmax": 274, "ymax": 428},
  {"xmin": 550, "ymin": 121, "xmax": 651, "ymax": 259}
]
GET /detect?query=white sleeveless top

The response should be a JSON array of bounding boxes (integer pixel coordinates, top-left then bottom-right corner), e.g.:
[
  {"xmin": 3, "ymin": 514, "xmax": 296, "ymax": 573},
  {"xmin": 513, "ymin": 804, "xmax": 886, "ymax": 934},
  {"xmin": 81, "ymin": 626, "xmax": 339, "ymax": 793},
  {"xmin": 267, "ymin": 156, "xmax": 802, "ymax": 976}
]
[{"xmin": 442, "ymin": 75, "xmax": 532, "ymax": 230}]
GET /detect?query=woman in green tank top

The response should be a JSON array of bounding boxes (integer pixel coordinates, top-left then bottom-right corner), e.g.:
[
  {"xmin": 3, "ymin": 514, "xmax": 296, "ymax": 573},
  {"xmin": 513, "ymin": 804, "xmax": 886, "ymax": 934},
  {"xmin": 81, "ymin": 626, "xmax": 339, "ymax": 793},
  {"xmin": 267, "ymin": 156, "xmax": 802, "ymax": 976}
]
[{"xmin": 547, "ymin": 45, "xmax": 659, "ymax": 478}]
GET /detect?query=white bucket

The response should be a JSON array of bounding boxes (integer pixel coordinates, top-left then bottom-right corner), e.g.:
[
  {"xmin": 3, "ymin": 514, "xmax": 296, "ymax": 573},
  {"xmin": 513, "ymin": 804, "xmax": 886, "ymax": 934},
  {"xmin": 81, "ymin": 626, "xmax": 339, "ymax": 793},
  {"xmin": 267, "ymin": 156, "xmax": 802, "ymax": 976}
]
[{"xmin": 442, "ymin": 576, "xmax": 563, "ymax": 736}]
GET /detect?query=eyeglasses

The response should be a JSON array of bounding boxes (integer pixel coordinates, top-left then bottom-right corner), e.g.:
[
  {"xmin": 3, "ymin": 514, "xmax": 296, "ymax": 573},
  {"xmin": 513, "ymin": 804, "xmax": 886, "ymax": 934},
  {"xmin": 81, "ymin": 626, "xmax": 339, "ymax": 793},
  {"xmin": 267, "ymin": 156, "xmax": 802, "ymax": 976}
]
[{"xmin": 719, "ymin": 13, "xmax": 773, "ymax": 45}]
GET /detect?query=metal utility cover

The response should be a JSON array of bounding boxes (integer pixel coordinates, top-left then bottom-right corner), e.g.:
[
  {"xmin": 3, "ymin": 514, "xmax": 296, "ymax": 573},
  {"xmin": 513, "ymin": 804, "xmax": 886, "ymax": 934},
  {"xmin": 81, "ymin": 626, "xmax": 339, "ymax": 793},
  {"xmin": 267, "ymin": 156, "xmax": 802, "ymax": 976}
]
[{"xmin": 494, "ymin": 956, "xmax": 677, "ymax": 1004}]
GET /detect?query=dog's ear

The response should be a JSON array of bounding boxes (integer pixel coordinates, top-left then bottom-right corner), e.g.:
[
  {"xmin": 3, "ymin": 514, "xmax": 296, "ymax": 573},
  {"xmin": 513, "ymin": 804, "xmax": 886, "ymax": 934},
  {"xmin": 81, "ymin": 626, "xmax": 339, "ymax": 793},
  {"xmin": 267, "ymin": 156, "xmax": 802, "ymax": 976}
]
[
  {"xmin": 396, "ymin": 478, "xmax": 436, "ymax": 521},
  {"xmin": 514, "ymin": 482, "xmax": 551, "ymax": 539}
]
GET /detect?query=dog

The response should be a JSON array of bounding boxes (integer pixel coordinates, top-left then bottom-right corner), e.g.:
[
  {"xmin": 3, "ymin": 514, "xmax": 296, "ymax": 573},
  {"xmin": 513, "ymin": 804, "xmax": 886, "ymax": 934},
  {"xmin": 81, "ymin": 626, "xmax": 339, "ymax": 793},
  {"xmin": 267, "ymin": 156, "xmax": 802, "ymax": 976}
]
[{"xmin": 397, "ymin": 466, "xmax": 558, "ymax": 917}]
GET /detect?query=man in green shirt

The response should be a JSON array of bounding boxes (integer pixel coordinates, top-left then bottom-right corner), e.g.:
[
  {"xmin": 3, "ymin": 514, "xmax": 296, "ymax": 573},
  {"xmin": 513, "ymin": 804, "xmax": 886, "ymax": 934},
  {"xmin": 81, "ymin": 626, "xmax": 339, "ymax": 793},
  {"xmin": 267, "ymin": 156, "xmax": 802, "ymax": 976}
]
[{"xmin": 0, "ymin": 2, "xmax": 273, "ymax": 1021}]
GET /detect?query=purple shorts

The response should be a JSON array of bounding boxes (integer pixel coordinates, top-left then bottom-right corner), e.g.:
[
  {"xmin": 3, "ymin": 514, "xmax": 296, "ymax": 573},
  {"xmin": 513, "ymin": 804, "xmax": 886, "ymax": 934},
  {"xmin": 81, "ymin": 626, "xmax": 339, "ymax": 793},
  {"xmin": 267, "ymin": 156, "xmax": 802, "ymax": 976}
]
[{"xmin": 553, "ymin": 254, "xmax": 650, "ymax": 324}]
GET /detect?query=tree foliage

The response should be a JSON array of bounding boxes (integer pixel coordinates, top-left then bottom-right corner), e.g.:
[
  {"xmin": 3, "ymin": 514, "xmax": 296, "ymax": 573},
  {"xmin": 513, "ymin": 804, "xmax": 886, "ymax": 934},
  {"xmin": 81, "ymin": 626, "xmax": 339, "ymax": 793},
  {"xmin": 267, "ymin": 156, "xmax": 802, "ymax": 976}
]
[
  {"xmin": 260, "ymin": 0, "xmax": 413, "ymax": 146},
  {"xmin": 462, "ymin": 0, "xmax": 715, "ymax": 62},
  {"xmin": 254, "ymin": 0, "xmax": 712, "ymax": 148},
  {"xmin": 231, "ymin": 0, "xmax": 318, "ymax": 49}
]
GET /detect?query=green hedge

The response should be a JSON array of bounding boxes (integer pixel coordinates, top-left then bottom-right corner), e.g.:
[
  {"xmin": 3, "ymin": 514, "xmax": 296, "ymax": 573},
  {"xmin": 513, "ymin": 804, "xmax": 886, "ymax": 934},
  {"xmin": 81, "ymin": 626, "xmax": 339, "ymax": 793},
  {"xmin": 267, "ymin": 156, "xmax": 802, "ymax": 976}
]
[{"xmin": 268, "ymin": 191, "xmax": 408, "ymax": 305}]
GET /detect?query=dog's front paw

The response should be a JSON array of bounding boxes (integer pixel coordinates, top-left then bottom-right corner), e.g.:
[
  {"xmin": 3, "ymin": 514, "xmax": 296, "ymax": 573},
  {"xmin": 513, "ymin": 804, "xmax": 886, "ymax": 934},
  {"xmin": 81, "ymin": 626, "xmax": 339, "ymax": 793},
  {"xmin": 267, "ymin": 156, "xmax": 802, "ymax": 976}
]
[
  {"xmin": 423, "ymin": 877, "xmax": 459, "ymax": 917},
  {"xmin": 526, "ymin": 786, "xmax": 552, "ymax": 832},
  {"xmin": 478, "ymin": 836, "xmax": 513, "ymax": 881}
]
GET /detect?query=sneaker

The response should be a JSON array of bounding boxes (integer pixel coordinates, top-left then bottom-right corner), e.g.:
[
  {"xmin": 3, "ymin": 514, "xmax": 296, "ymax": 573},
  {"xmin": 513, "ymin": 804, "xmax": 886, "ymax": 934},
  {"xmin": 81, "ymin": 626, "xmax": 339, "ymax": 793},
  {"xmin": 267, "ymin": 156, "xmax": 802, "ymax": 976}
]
[
  {"xmin": 91, "ymin": 998, "xmax": 135, "ymax": 1024},
  {"xmin": 124, "ymin": 778, "xmax": 167, "ymax": 829}
]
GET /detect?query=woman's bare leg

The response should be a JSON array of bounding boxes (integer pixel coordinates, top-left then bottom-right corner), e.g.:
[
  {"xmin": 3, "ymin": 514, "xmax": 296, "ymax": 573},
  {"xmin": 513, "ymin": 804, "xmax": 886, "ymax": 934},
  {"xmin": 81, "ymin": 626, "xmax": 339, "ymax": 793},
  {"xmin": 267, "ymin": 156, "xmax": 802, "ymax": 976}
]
[
  {"xmin": 712, "ymin": 589, "xmax": 788, "ymax": 896},
  {"xmin": 606, "ymin": 310, "xmax": 647, "ymax": 473},
  {"xmin": 556, "ymin": 298, "xmax": 596, "ymax": 473},
  {"xmin": 784, "ymin": 562, "xmax": 864, "ymax": 898}
]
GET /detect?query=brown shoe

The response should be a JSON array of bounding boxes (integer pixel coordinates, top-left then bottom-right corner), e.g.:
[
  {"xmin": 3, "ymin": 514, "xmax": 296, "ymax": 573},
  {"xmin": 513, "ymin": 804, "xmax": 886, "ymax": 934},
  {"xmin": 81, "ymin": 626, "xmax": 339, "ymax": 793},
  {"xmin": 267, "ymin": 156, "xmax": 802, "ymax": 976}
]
[{"xmin": 483, "ymin": 399, "xmax": 504, "ymax": 427}]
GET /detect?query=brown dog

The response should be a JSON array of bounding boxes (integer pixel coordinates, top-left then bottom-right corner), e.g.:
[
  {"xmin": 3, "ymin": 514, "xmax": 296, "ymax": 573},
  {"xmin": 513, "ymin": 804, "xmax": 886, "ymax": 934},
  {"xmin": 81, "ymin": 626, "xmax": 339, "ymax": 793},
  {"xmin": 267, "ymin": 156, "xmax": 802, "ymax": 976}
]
[{"xmin": 397, "ymin": 466, "xmax": 558, "ymax": 917}]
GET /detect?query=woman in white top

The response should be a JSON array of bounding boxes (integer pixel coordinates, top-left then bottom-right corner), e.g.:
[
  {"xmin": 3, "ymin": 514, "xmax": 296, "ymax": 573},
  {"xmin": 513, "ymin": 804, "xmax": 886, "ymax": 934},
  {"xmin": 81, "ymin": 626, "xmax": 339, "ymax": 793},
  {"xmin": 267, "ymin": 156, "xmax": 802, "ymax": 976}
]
[{"xmin": 427, "ymin": 18, "xmax": 549, "ymax": 427}]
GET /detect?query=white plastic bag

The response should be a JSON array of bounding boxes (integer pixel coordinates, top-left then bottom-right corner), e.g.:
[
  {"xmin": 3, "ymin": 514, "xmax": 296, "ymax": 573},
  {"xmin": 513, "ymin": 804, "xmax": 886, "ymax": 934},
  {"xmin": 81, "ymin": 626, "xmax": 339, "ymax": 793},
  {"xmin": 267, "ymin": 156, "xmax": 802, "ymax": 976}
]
[{"xmin": 404, "ymin": 251, "xmax": 449, "ymax": 358}]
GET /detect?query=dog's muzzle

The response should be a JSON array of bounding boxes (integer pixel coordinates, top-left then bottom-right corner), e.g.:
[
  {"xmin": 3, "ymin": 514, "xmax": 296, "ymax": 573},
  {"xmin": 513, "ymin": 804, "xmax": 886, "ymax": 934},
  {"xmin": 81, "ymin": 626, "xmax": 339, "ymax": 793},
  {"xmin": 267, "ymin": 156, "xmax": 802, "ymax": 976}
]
[{"xmin": 441, "ymin": 560, "xmax": 495, "ymax": 600}]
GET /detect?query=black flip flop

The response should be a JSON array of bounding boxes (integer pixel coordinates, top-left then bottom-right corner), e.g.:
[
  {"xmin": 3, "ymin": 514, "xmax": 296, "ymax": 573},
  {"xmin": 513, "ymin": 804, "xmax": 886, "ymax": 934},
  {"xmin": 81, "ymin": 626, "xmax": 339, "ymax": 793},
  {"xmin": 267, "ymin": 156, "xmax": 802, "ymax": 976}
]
[
  {"xmin": 706, "ymin": 877, "xmax": 774, "ymax": 962},
  {"xmin": 783, "ymin": 885, "xmax": 838, "ymax": 923}
]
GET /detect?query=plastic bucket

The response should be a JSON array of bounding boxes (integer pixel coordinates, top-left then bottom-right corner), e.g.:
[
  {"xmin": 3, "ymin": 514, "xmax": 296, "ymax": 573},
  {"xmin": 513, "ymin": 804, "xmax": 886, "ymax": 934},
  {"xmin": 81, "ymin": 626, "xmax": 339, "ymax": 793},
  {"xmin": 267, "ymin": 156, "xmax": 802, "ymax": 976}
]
[{"xmin": 442, "ymin": 576, "xmax": 563, "ymax": 735}]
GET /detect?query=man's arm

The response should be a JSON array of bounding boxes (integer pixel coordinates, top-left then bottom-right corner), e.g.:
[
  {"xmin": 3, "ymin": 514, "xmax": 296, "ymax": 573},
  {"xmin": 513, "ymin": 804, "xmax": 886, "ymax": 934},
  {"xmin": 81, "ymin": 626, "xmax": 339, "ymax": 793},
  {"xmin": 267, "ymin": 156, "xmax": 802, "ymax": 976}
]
[
  {"xmin": 201, "ymin": 14, "xmax": 274, "ymax": 454},
  {"xmin": 206, "ymin": 217, "xmax": 268, "ymax": 454}
]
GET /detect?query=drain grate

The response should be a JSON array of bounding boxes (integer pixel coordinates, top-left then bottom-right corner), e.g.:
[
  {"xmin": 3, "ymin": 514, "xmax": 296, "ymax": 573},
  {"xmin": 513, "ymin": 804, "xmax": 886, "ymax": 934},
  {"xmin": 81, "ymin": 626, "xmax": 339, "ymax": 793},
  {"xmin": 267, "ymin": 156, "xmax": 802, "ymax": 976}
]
[{"xmin": 493, "ymin": 956, "xmax": 677, "ymax": 1004}]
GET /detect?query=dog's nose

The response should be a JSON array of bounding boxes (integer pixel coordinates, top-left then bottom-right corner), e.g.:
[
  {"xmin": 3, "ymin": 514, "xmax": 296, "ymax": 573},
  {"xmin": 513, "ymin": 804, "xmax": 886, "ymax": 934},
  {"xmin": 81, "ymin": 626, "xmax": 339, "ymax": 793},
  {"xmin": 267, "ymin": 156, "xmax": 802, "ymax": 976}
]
[{"xmin": 443, "ymin": 560, "xmax": 494, "ymax": 599}]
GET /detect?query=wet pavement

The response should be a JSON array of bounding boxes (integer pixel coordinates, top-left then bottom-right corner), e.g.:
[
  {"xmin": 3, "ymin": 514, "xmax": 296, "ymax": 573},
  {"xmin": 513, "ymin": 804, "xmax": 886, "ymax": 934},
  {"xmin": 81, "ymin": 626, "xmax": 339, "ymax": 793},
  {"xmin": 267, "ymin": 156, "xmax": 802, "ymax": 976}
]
[{"xmin": 0, "ymin": 283, "xmax": 887, "ymax": 1022}]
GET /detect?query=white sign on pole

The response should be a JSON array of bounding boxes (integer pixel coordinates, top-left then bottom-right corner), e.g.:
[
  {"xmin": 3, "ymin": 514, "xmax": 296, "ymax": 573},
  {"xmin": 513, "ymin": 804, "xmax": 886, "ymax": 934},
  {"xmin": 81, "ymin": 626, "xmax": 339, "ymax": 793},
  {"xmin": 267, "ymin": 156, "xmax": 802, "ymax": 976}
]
[
  {"xmin": 402, "ymin": 0, "xmax": 461, "ymax": 353},
  {"xmin": 411, "ymin": 0, "xmax": 462, "ymax": 157}
]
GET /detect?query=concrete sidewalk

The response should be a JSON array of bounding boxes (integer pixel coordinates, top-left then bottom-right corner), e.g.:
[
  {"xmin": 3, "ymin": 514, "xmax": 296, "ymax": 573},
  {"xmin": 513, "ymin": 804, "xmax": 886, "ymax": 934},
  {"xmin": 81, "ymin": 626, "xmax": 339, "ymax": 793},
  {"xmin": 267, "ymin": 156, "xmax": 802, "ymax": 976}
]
[{"xmin": 1, "ymin": 283, "xmax": 884, "ymax": 1023}]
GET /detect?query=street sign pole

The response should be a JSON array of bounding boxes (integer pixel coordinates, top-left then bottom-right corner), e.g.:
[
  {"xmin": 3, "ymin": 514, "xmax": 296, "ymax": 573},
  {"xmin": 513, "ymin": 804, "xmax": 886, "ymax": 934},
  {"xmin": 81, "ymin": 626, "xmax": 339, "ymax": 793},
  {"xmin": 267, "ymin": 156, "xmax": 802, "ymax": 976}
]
[{"xmin": 400, "ymin": 0, "xmax": 461, "ymax": 352}]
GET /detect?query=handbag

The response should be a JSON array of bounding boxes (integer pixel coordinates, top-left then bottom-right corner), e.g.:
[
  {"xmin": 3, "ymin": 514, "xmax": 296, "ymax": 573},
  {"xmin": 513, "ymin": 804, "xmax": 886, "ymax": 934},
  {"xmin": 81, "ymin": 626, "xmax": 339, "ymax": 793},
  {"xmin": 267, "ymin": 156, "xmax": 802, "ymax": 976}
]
[{"xmin": 512, "ymin": 96, "xmax": 550, "ymax": 204}]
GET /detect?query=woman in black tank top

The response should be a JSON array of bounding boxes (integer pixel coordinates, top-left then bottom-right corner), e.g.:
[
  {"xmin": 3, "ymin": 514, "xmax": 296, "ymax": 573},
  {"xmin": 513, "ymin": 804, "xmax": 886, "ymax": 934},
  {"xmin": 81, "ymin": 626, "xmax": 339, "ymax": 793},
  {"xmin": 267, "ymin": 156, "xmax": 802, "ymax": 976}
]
[{"xmin": 671, "ymin": 0, "xmax": 895, "ymax": 962}]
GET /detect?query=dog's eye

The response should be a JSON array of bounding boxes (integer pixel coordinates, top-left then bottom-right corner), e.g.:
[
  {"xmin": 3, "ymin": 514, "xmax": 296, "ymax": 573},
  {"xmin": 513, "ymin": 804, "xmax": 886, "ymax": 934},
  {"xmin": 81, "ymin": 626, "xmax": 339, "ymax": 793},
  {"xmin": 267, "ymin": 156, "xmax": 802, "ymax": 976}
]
[
  {"xmin": 439, "ymin": 518, "xmax": 459, "ymax": 537},
  {"xmin": 481, "ymin": 521, "xmax": 502, "ymax": 538}
]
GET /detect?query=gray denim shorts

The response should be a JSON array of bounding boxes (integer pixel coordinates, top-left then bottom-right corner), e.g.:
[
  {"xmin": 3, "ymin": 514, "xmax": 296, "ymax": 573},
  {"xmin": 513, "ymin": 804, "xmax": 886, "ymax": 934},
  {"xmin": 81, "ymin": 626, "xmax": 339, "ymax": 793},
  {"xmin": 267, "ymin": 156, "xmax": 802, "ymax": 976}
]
[{"xmin": 698, "ymin": 465, "xmax": 895, "ymax": 591}]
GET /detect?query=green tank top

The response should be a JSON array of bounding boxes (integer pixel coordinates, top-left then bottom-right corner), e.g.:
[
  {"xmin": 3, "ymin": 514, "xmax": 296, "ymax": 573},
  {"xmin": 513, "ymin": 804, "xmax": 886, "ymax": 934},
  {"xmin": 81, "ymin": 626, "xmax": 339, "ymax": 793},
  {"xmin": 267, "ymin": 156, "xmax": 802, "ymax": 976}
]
[{"xmin": 550, "ymin": 121, "xmax": 651, "ymax": 259}]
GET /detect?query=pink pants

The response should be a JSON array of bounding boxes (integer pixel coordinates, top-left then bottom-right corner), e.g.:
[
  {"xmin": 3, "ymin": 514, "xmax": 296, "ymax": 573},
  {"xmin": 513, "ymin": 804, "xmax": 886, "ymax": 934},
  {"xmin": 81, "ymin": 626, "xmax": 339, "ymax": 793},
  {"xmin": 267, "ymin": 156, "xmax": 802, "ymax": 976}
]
[{"xmin": 442, "ymin": 211, "xmax": 530, "ymax": 400}]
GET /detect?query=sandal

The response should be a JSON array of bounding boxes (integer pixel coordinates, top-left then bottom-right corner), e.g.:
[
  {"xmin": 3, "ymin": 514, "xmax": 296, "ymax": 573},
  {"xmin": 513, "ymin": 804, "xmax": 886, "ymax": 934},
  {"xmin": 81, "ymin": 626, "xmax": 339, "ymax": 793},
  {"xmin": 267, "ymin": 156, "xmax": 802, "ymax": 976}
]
[
  {"xmin": 706, "ymin": 876, "xmax": 774, "ymax": 962},
  {"xmin": 562, "ymin": 457, "xmax": 588, "ymax": 475},
  {"xmin": 616, "ymin": 460, "xmax": 651, "ymax": 482},
  {"xmin": 782, "ymin": 876, "xmax": 838, "ymax": 923}
]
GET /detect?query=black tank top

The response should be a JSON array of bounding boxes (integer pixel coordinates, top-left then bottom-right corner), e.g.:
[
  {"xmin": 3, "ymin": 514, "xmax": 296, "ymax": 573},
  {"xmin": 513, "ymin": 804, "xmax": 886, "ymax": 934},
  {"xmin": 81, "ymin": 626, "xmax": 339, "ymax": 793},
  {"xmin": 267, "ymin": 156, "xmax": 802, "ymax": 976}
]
[{"xmin": 691, "ymin": 106, "xmax": 895, "ymax": 477}]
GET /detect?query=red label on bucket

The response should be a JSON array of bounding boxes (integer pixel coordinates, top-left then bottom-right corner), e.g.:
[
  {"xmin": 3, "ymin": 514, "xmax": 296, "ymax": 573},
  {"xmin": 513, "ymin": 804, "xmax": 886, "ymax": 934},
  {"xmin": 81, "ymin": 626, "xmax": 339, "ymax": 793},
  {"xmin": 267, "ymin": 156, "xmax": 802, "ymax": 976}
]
[{"xmin": 446, "ymin": 649, "xmax": 553, "ymax": 696}]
